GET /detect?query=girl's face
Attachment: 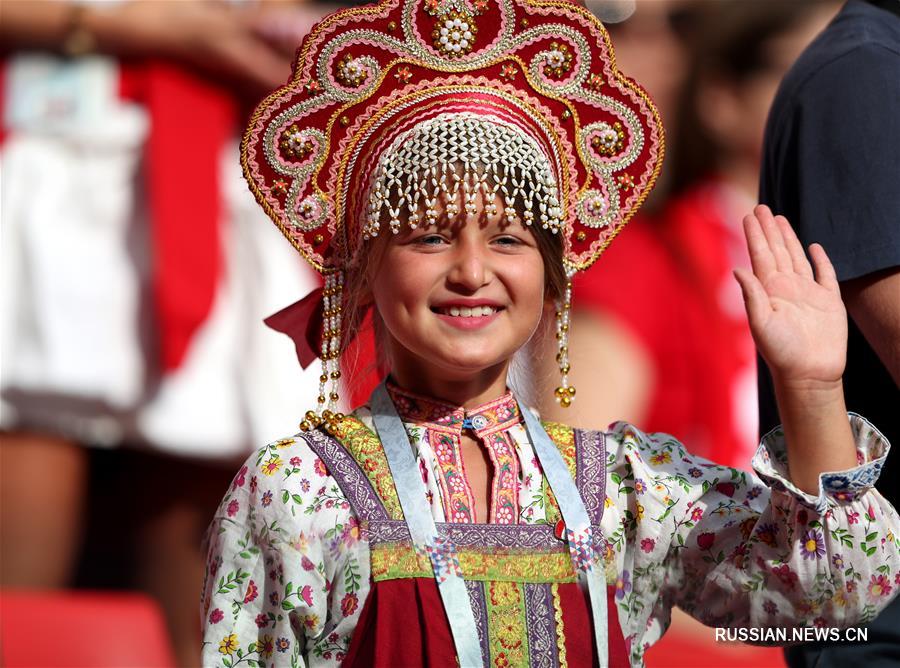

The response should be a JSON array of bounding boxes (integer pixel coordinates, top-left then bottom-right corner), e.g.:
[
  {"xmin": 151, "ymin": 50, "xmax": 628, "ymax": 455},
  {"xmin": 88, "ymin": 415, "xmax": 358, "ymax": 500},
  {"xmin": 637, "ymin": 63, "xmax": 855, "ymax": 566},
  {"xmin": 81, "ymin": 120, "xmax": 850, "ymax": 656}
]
[{"xmin": 368, "ymin": 213, "xmax": 547, "ymax": 384}]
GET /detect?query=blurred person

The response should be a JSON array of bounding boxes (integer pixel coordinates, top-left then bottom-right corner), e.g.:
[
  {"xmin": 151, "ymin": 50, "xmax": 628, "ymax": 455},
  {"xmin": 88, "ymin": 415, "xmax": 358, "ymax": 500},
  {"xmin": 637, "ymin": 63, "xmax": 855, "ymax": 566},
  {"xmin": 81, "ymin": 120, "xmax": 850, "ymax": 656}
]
[
  {"xmin": 658, "ymin": 0, "xmax": 839, "ymax": 467},
  {"xmin": 756, "ymin": 0, "xmax": 900, "ymax": 664},
  {"xmin": 535, "ymin": 0, "xmax": 696, "ymax": 434},
  {"xmin": 0, "ymin": 1, "xmax": 329, "ymax": 664}
]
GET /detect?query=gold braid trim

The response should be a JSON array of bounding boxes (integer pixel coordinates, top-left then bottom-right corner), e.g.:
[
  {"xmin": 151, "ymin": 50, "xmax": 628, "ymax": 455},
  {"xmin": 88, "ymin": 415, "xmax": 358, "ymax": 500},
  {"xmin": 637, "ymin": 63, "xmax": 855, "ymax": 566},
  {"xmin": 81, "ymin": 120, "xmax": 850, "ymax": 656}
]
[{"xmin": 552, "ymin": 583, "xmax": 568, "ymax": 668}]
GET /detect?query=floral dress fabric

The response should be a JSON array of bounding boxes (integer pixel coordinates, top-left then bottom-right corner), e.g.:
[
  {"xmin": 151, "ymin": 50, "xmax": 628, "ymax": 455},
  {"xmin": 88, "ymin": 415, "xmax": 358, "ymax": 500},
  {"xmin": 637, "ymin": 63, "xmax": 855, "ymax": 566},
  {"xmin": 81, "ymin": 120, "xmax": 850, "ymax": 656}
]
[{"xmin": 201, "ymin": 387, "xmax": 899, "ymax": 667}]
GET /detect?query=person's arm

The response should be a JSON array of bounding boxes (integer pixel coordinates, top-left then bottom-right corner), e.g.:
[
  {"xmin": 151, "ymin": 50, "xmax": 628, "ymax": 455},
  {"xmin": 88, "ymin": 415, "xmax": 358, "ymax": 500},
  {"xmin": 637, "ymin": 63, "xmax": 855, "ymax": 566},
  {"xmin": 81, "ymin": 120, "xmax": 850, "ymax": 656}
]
[
  {"xmin": 0, "ymin": 1, "xmax": 77, "ymax": 50},
  {"xmin": 606, "ymin": 416, "xmax": 898, "ymax": 660},
  {"xmin": 843, "ymin": 268, "xmax": 900, "ymax": 387},
  {"xmin": 0, "ymin": 0, "xmax": 296, "ymax": 93},
  {"xmin": 201, "ymin": 436, "xmax": 366, "ymax": 666},
  {"xmin": 734, "ymin": 206, "xmax": 856, "ymax": 494}
]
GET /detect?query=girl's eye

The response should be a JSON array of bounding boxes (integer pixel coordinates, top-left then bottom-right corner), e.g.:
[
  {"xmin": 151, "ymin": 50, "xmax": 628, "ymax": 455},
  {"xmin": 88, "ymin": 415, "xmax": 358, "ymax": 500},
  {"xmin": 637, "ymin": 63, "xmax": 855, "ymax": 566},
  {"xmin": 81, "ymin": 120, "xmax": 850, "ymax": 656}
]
[
  {"xmin": 415, "ymin": 234, "xmax": 447, "ymax": 246},
  {"xmin": 494, "ymin": 235, "xmax": 524, "ymax": 246}
]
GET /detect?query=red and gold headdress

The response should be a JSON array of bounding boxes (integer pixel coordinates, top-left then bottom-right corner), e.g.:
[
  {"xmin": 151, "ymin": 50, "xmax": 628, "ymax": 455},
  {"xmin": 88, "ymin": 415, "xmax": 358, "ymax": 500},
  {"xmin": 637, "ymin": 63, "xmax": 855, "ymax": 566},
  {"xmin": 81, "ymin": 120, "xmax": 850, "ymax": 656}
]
[{"xmin": 242, "ymin": 0, "xmax": 663, "ymax": 427}]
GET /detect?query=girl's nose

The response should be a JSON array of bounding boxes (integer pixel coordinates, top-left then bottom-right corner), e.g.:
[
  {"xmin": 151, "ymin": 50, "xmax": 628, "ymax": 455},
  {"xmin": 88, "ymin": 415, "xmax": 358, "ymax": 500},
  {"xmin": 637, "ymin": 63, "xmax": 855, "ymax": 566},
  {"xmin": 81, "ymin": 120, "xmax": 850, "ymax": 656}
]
[{"xmin": 447, "ymin": 243, "xmax": 490, "ymax": 292}]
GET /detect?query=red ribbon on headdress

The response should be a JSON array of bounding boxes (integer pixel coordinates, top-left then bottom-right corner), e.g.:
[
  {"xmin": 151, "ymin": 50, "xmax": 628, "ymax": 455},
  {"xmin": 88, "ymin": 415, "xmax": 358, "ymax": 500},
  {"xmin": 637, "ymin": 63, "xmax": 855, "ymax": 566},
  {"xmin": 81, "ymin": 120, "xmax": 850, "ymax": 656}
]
[
  {"xmin": 265, "ymin": 290, "xmax": 383, "ymax": 407},
  {"xmin": 263, "ymin": 288, "xmax": 324, "ymax": 370}
]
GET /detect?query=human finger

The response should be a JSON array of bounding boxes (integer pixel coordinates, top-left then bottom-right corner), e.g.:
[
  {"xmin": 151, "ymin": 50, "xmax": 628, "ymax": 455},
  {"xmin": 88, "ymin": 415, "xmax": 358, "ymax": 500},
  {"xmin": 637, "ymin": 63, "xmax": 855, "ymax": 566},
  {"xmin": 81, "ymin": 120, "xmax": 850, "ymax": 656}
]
[
  {"xmin": 733, "ymin": 268, "xmax": 771, "ymax": 331},
  {"xmin": 775, "ymin": 215, "xmax": 814, "ymax": 279},
  {"xmin": 755, "ymin": 204, "xmax": 792, "ymax": 273},
  {"xmin": 809, "ymin": 243, "xmax": 840, "ymax": 293},
  {"xmin": 743, "ymin": 212, "xmax": 776, "ymax": 282}
]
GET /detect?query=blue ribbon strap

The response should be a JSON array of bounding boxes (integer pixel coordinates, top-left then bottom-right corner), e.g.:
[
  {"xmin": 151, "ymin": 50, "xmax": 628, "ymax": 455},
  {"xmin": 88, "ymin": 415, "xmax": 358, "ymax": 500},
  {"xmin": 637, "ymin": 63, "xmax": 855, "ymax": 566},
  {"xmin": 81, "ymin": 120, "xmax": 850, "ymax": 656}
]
[{"xmin": 371, "ymin": 384, "xmax": 485, "ymax": 667}]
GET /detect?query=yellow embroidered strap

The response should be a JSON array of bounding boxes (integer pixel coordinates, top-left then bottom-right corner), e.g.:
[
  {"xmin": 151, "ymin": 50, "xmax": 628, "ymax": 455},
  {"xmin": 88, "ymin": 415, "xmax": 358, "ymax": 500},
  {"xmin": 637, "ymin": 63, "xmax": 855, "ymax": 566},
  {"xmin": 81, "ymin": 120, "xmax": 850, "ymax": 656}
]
[
  {"xmin": 332, "ymin": 415, "xmax": 404, "ymax": 519},
  {"xmin": 370, "ymin": 543, "xmax": 577, "ymax": 583}
]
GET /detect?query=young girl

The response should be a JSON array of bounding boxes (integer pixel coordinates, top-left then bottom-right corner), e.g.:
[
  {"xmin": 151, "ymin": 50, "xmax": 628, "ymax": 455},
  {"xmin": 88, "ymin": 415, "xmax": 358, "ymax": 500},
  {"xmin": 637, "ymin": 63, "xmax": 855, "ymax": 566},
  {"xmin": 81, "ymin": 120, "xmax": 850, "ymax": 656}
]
[{"xmin": 201, "ymin": 0, "xmax": 899, "ymax": 665}]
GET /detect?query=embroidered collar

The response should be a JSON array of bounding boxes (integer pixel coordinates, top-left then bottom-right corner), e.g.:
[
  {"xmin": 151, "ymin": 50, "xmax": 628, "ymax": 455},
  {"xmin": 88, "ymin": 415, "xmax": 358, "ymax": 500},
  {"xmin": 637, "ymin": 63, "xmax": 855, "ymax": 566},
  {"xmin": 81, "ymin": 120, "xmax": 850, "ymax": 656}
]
[{"xmin": 386, "ymin": 382, "xmax": 521, "ymax": 437}]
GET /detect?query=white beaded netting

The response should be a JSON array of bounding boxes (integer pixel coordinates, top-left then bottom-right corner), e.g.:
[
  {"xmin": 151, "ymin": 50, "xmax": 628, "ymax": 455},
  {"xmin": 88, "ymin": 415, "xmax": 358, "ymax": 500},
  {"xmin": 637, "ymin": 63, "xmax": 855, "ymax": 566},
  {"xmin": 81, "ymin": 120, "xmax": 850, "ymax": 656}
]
[{"xmin": 362, "ymin": 113, "xmax": 565, "ymax": 240}]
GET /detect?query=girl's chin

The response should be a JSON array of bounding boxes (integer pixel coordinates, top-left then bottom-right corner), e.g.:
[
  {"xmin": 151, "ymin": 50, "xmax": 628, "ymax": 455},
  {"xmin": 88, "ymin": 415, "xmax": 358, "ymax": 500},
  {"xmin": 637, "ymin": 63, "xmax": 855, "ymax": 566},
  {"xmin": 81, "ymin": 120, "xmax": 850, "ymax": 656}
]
[{"xmin": 420, "ymin": 350, "xmax": 516, "ymax": 375}]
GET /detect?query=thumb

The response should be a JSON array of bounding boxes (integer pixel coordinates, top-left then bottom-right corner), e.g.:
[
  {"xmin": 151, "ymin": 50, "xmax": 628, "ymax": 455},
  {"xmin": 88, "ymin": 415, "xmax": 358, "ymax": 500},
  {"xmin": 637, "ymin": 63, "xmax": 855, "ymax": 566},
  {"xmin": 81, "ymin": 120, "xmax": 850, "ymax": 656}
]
[{"xmin": 733, "ymin": 268, "xmax": 770, "ymax": 329}]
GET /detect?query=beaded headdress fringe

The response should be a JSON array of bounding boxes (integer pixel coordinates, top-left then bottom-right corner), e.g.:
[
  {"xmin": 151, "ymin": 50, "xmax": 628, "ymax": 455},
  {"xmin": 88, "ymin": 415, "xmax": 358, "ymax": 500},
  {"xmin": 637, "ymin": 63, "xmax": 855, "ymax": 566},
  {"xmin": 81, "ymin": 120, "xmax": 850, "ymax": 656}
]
[{"xmin": 364, "ymin": 113, "xmax": 563, "ymax": 238}]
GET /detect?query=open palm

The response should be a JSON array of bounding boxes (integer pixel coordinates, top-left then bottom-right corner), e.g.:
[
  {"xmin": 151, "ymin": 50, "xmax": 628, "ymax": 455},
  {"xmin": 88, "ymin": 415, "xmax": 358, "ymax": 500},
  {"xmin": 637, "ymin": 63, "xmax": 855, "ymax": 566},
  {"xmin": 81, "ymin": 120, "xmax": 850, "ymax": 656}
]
[{"xmin": 734, "ymin": 205, "xmax": 847, "ymax": 386}]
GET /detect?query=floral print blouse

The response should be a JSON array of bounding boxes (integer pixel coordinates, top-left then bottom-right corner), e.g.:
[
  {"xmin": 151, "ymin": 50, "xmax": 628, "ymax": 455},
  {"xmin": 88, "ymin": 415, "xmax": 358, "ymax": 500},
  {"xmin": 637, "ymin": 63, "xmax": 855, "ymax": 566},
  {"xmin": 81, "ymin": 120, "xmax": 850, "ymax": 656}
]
[{"xmin": 201, "ymin": 387, "xmax": 899, "ymax": 667}]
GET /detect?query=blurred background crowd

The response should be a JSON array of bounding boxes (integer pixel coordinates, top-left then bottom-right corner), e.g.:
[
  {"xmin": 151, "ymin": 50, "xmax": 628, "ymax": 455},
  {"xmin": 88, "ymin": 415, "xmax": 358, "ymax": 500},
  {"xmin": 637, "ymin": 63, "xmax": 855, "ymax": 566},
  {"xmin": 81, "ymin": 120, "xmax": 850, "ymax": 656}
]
[{"xmin": 0, "ymin": 0, "xmax": 855, "ymax": 665}]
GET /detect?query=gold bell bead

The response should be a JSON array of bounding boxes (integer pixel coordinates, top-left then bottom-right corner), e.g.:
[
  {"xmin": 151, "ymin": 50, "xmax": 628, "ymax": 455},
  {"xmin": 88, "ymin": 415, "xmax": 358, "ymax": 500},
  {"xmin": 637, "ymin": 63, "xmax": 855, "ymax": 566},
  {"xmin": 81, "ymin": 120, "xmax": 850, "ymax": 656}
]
[
  {"xmin": 305, "ymin": 410, "xmax": 318, "ymax": 421},
  {"xmin": 554, "ymin": 386, "xmax": 567, "ymax": 399},
  {"xmin": 561, "ymin": 364, "xmax": 571, "ymax": 374},
  {"xmin": 317, "ymin": 395, "xmax": 327, "ymax": 404},
  {"xmin": 567, "ymin": 386, "xmax": 576, "ymax": 397},
  {"xmin": 329, "ymin": 392, "xmax": 340, "ymax": 401},
  {"xmin": 330, "ymin": 370, "xmax": 342, "ymax": 379},
  {"xmin": 560, "ymin": 396, "xmax": 572, "ymax": 408},
  {"xmin": 320, "ymin": 374, "xmax": 329, "ymax": 383},
  {"xmin": 323, "ymin": 412, "xmax": 346, "ymax": 436},
  {"xmin": 299, "ymin": 420, "xmax": 312, "ymax": 432}
]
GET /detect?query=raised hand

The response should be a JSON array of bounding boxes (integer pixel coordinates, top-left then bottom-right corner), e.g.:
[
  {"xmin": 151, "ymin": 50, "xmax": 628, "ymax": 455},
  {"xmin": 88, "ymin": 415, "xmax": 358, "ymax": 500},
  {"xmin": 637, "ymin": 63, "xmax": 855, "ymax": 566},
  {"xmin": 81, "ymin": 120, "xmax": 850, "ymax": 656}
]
[{"xmin": 733, "ymin": 205, "xmax": 847, "ymax": 389}]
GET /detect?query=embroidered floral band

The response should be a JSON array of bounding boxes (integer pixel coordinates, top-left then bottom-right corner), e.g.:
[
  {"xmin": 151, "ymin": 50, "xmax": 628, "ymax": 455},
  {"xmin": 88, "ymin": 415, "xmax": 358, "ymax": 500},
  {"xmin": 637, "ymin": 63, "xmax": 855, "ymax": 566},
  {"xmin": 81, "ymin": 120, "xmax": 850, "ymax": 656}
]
[{"xmin": 371, "ymin": 541, "xmax": 579, "ymax": 582}]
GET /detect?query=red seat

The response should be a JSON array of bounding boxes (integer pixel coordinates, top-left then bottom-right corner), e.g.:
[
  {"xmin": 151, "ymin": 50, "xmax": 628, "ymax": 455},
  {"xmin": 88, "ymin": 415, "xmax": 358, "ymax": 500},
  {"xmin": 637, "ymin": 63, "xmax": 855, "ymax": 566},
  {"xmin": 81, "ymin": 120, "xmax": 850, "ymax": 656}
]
[
  {"xmin": 645, "ymin": 611, "xmax": 786, "ymax": 668},
  {"xmin": 0, "ymin": 589, "xmax": 176, "ymax": 667}
]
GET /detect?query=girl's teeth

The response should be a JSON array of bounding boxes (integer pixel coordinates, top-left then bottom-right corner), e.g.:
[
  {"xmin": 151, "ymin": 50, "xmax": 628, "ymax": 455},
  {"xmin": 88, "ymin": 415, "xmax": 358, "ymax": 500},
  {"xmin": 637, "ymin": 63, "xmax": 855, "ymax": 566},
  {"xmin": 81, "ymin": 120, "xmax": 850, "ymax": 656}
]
[{"xmin": 443, "ymin": 306, "xmax": 496, "ymax": 317}]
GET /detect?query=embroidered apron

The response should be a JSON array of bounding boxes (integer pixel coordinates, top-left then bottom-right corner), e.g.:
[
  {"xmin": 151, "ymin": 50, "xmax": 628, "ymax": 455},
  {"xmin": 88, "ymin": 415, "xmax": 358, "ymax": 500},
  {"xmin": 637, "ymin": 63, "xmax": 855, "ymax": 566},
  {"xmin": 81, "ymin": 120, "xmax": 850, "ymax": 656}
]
[{"xmin": 302, "ymin": 416, "xmax": 629, "ymax": 667}]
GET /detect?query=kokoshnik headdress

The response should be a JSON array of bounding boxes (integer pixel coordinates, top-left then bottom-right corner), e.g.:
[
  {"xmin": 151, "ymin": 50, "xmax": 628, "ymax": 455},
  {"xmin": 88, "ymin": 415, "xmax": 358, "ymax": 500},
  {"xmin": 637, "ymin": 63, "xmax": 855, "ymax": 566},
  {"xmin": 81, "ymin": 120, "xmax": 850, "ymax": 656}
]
[{"xmin": 242, "ymin": 0, "xmax": 663, "ymax": 431}]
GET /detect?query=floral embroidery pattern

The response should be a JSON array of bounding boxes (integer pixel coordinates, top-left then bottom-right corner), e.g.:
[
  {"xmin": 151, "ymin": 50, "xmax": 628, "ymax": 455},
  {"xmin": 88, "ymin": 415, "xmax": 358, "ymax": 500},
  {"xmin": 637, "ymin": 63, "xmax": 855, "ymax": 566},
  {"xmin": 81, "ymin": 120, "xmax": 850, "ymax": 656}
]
[
  {"xmin": 387, "ymin": 384, "xmax": 528, "ymax": 523},
  {"xmin": 483, "ymin": 431, "xmax": 520, "ymax": 524},
  {"xmin": 370, "ymin": 542, "xmax": 577, "ymax": 583},
  {"xmin": 487, "ymin": 581, "xmax": 529, "ymax": 667}
]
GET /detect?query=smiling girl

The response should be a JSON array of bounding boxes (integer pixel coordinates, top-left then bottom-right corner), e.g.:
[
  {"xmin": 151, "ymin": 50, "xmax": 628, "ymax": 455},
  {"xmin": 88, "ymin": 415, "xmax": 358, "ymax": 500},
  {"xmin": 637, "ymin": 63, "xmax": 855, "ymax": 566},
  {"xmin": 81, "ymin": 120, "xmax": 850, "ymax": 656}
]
[{"xmin": 200, "ymin": 0, "xmax": 899, "ymax": 666}]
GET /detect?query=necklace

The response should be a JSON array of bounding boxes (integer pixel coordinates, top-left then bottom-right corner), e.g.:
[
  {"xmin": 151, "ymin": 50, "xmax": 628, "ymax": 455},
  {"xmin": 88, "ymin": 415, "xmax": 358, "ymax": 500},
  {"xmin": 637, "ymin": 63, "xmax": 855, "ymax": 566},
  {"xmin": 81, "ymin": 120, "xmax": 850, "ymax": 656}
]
[{"xmin": 371, "ymin": 381, "xmax": 610, "ymax": 667}]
